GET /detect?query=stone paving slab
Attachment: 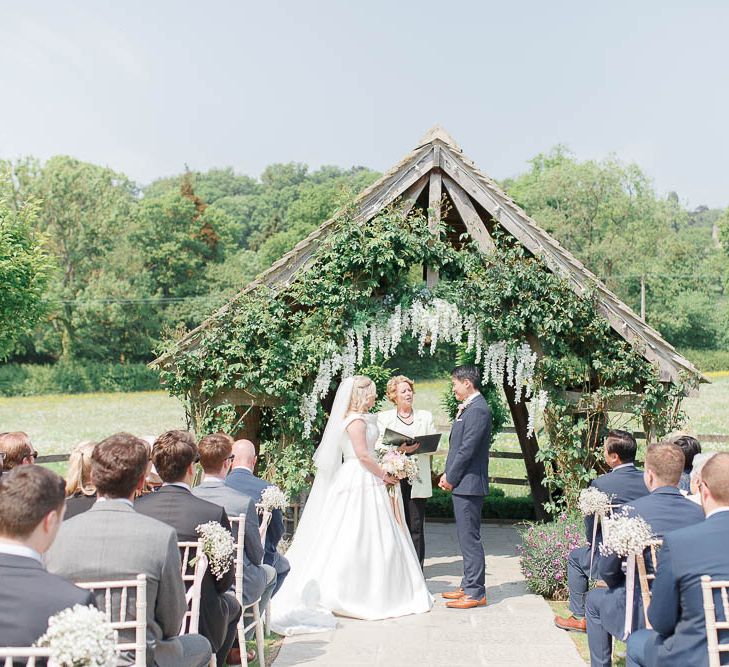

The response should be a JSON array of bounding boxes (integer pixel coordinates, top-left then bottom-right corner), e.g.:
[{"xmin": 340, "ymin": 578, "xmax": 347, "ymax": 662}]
[{"xmin": 274, "ymin": 522, "xmax": 585, "ymax": 666}]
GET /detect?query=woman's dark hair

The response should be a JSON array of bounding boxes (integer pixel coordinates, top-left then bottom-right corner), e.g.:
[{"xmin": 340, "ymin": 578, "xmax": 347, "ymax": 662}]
[
  {"xmin": 451, "ymin": 365, "xmax": 481, "ymax": 390},
  {"xmin": 604, "ymin": 429, "xmax": 637, "ymax": 463},
  {"xmin": 673, "ymin": 435, "xmax": 701, "ymax": 471}
]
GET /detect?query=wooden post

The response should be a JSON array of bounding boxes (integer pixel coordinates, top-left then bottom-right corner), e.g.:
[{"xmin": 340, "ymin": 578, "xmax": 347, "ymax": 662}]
[
  {"xmin": 426, "ymin": 169, "xmax": 442, "ymax": 289},
  {"xmin": 640, "ymin": 275, "xmax": 646, "ymax": 321},
  {"xmin": 503, "ymin": 381, "xmax": 550, "ymax": 520}
]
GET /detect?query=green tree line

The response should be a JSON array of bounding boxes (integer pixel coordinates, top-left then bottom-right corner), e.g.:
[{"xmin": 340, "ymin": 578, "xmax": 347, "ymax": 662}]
[{"xmin": 1, "ymin": 147, "xmax": 727, "ymax": 367}]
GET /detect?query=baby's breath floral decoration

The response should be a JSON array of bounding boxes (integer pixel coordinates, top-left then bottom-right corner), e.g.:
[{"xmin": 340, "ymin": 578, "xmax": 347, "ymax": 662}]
[
  {"xmin": 195, "ymin": 521, "xmax": 235, "ymax": 580},
  {"xmin": 599, "ymin": 510, "xmax": 655, "ymax": 558},
  {"xmin": 258, "ymin": 485, "xmax": 289, "ymax": 512},
  {"xmin": 578, "ymin": 487, "xmax": 614, "ymax": 517},
  {"xmin": 36, "ymin": 604, "xmax": 116, "ymax": 667},
  {"xmin": 159, "ymin": 203, "xmax": 694, "ymax": 510}
]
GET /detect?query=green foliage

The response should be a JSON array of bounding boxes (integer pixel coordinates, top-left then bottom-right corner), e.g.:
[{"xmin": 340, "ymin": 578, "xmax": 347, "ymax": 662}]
[
  {"xmin": 518, "ymin": 513, "xmax": 586, "ymax": 599},
  {"xmin": 425, "ymin": 486, "xmax": 535, "ymax": 520},
  {"xmin": 681, "ymin": 348, "xmax": 729, "ymax": 372},
  {"xmin": 0, "ymin": 361, "xmax": 161, "ymax": 396},
  {"xmin": 0, "ymin": 198, "xmax": 52, "ymax": 359}
]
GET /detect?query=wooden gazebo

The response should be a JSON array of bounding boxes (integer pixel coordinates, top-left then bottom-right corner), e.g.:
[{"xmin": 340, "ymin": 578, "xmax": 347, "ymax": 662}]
[{"xmin": 152, "ymin": 126, "xmax": 704, "ymax": 514}]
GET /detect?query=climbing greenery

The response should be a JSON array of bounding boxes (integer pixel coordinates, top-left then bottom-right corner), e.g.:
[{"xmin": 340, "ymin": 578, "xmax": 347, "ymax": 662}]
[{"xmin": 159, "ymin": 204, "xmax": 696, "ymax": 506}]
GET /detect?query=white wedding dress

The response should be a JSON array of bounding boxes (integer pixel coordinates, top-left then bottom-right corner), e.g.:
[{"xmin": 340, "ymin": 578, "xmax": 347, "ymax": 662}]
[{"xmin": 270, "ymin": 384, "xmax": 433, "ymax": 635}]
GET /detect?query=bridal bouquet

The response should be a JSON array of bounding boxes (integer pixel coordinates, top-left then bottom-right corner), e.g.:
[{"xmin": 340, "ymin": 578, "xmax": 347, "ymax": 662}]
[
  {"xmin": 195, "ymin": 521, "xmax": 235, "ymax": 580},
  {"xmin": 258, "ymin": 485, "xmax": 289, "ymax": 512},
  {"xmin": 36, "ymin": 604, "xmax": 117, "ymax": 667},
  {"xmin": 578, "ymin": 487, "xmax": 614, "ymax": 516},
  {"xmin": 598, "ymin": 510, "xmax": 655, "ymax": 557},
  {"xmin": 378, "ymin": 449, "xmax": 420, "ymax": 497}
]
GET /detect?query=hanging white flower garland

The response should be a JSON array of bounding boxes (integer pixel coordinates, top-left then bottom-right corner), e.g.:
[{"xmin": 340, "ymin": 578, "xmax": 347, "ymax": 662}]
[{"xmin": 300, "ymin": 297, "xmax": 548, "ymax": 438}]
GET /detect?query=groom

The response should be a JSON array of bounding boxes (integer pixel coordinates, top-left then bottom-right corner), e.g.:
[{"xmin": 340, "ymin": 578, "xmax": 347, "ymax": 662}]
[{"xmin": 439, "ymin": 364, "xmax": 492, "ymax": 609}]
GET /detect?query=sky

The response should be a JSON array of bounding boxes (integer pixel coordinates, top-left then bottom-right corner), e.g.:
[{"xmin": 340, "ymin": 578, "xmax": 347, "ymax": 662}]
[{"xmin": 1, "ymin": 1, "xmax": 728, "ymax": 208}]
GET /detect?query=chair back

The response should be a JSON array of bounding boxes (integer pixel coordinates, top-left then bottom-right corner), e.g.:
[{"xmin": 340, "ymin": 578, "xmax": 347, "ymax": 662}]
[
  {"xmin": 228, "ymin": 513, "xmax": 246, "ymax": 605},
  {"xmin": 701, "ymin": 575, "xmax": 729, "ymax": 667},
  {"xmin": 76, "ymin": 574, "xmax": 146, "ymax": 666},
  {"xmin": 0, "ymin": 648, "xmax": 51, "ymax": 667},
  {"xmin": 636, "ymin": 539, "xmax": 663, "ymax": 628},
  {"xmin": 259, "ymin": 509, "xmax": 272, "ymax": 547},
  {"xmin": 178, "ymin": 540, "xmax": 207, "ymax": 634}
]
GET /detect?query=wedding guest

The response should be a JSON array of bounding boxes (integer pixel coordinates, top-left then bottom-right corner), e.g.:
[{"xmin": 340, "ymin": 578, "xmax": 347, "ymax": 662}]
[
  {"xmin": 672, "ymin": 434, "xmax": 701, "ymax": 493},
  {"xmin": 555, "ymin": 430, "xmax": 648, "ymax": 633},
  {"xmin": 135, "ymin": 430, "xmax": 240, "ymax": 667},
  {"xmin": 0, "ymin": 466, "xmax": 95, "ymax": 648},
  {"xmin": 626, "ymin": 452, "xmax": 729, "ymax": 667},
  {"xmin": 584, "ymin": 442, "xmax": 704, "ymax": 667},
  {"xmin": 193, "ymin": 432, "xmax": 276, "ymax": 653},
  {"xmin": 376, "ymin": 374, "xmax": 437, "ymax": 569},
  {"xmin": 227, "ymin": 439, "xmax": 290, "ymax": 595},
  {"xmin": 46, "ymin": 433, "xmax": 212, "ymax": 667},
  {"xmin": 139, "ymin": 435, "xmax": 163, "ymax": 495},
  {"xmin": 687, "ymin": 451, "xmax": 717, "ymax": 505},
  {"xmin": 0, "ymin": 431, "xmax": 37, "ymax": 472},
  {"xmin": 64, "ymin": 440, "xmax": 97, "ymax": 520}
]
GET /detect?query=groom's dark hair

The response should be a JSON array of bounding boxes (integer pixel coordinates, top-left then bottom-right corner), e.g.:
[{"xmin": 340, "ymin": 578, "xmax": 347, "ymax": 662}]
[{"xmin": 451, "ymin": 365, "xmax": 481, "ymax": 389}]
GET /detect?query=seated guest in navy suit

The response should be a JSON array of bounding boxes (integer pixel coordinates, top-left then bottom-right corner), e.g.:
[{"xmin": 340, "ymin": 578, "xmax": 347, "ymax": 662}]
[
  {"xmin": 0, "ymin": 466, "xmax": 95, "ymax": 648},
  {"xmin": 585, "ymin": 442, "xmax": 704, "ymax": 667},
  {"xmin": 627, "ymin": 452, "xmax": 729, "ymax": 667},
  {"xmin": 555, "ymin": 430, "xmax": 648, "ymax": 633},
  {"xmin": 226, "ymin": 439, "xmax": 290, "ymax": 595},
  {"xmin": 672, "ymin": 434, "xmax": 701, "ymax": 494}
]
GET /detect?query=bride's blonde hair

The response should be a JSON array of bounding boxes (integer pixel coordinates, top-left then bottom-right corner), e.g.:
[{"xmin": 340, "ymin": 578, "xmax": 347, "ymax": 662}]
[{"xmin": 347, "ymin": 375, "xmax": 376, "ymax": 414}]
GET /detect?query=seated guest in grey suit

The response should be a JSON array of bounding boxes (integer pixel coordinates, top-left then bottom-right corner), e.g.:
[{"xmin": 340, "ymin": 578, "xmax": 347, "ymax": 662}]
[
  {"xmin": 227, "ymin": 439, "xmax": 290, "ymax": 595},
  {"xmin": 0, "ymin": 466, "xmax": 95, "ymax": 649},
  {"xmin": 627, "ymin": 452, "xmax": 729, "ymax": 667},
  {"xmin": 135, "ymin": 431, "xmax": 241, "ymax": 667},
  {"xmin": 585, "ymin": 442, "xmax": 704, "ymax": 667},
  {"xmin": 192, "ymin": 434, "xmax": 276, "ymax": 648},
  {"xmin": 46, "ymin": 433, "xmax": 212, "ymax": 667},
  {"xmin": 556, "ymin": 430, "xmax": 648, "ymax": 633}
]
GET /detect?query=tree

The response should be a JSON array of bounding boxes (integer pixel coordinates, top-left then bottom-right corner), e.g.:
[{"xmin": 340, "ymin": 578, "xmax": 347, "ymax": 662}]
[{"xmin": 0, "ymin": 199, "xmax": 52, "ymax": 359}]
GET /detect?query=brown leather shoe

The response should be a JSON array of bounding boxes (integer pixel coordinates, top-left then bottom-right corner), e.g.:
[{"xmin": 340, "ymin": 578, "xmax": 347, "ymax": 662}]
[
  {"xmin": 554, "ymin": 615, "xmax": 587, "ymax": 633},
  {"xmin": 226, "ymin": 647, "xmax": 242, "ymax": 665},
  {"xmin": 445, "ymin": 595, "xmax": 487, "ymax": 609},
  {"xmin": 441, "ymin": 588, "xmax": 465, "ymax": 600}
]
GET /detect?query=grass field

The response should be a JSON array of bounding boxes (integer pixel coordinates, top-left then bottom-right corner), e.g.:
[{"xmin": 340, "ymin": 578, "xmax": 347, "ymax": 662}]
[{"xmin": 2, "ymin": 375, "xmax": 727, "ymax": 491}]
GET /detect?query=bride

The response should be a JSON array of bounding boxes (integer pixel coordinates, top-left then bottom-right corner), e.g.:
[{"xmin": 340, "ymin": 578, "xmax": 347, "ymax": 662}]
[{"xmin": 270, "ymin": 375, "xmax": 433, "ymax": 635}]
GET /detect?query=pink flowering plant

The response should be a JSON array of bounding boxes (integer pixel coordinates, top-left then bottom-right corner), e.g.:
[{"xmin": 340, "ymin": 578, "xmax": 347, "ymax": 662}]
[
  {"xmin": 377, "ymin": 448, "xmax": 419, "ymax": 497},
  {"xmin": 518, "ymin": 513, "xmax": 586, "ymax": 599}
]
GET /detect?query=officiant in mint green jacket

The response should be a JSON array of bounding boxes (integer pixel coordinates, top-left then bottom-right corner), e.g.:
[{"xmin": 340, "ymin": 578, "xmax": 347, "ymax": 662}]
[{"xmin": 377, "ymin": 375, "xmax": 437, "ymax": 569}]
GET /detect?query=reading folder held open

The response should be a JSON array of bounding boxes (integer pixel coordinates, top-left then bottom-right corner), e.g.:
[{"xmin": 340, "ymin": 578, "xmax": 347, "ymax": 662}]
[{"xmin": 381, "ymin": 428, "xmax": 442, "ymax": 454}]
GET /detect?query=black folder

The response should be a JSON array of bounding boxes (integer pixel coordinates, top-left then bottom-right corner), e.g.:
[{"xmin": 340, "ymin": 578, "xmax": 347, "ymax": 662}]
[{"xmin": 382, "ymin": 428, "xmax": 442, "ymax": 454}]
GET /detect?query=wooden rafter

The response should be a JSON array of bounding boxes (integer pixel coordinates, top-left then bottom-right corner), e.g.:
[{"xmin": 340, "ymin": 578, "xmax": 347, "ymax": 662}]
[{"xmin": 442, "ymin": 175, "xmax": 496, "ymax": 253}]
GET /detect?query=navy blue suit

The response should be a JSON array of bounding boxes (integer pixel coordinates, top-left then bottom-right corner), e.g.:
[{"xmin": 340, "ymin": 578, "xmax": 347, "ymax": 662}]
[
  {"xmin": 568, "ymin": 464, "xmax": 648, "ymax": 618},
  {"xmin": 226, "ymin": 468, "xmax": 290, "ymax": 595},
  {"xmin": 445, "ymin": 392, "xmax": 491, "ymax": 599},
  {"xmin": 586, "ymin": 486, "xmax": 705, "ymax": 666},
  {"xmin": 627, "ymin": 510, "xmax": 729, "ymax": 667}
]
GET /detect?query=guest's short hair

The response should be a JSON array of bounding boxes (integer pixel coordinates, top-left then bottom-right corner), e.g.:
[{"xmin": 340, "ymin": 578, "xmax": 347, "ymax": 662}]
[
  {"xmin": 690, "ymin": 452, "xmax": 717, "ymax": 486},
  {"xmin": 91, "ymin": 433, "xmax": 149, "ymax": 498},
  {"xmin": 0, "ymin": 466, "xmax": 65, "ymax": 538},
  {"xmin": 0, "ymin": 432, "xmax": 34, "ymax": 470},
  {"xmin": 152, "ymin": 430, "xmax": 197, "ymax": 483},
  {"xmin": 672, "ymin": 435, "xmax": 701, "ymax": 471},
  {"xmin": 451, "ymin": 365, "xmax": 481, "ymax": 390},
  {"xmin": 65, "ymin": 440, "xmax": 97, "ymax": 497},
  {"xmin": 386, "ymin": 375, "xmax": 415, "ymax": 405},
  {"xmin": 604, "ymin": 430, "xmax": 637, "ymax": 463},
  {"xmin": 701, "ymin": 453, "xmax": 729, "ymax": 505},
  {"xmin": 347, "ymin": 376, "xmax": 376, "ymax": 414},
  {"xmin": 198, "ymin": 433, "xmax": 233, "ymax": 473},
  {"xmin": 645, "ymin": 442, "xmax": 685, "ymax": 486}
]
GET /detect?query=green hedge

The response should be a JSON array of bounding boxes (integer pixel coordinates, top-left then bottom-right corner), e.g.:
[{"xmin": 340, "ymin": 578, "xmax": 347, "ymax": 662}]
[
  {"xmin": 680, "ymin": 348, "xmax": 729, "ymax": 373},
  {"xmin": 425, "ymin": 486, "xmax": 535, "ymax": 520},
  {"xmin": 0, "ymin": 362, "xmax": 162, "ymax": 396}
]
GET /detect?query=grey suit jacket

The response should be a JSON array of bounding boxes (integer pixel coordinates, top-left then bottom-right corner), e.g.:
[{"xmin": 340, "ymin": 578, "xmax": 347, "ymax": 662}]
[
  {"xmin": 192, "ymin": 479, "xmax": 268, "ymax": 604},
  {"xmin": 45, "ymin": 500, "xmax": 188, "ymax": 667}
]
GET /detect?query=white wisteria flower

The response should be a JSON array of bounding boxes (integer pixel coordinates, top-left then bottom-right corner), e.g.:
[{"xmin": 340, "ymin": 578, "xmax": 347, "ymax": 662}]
[
  {"xmin": 578, "ymin": 487, "xmax": 614, "ymax": 517},
  {"xmin": 599, "ymin": 510, "xmax": 655, "ymax": 557},
  {"xmin": 195, "ymin": 521, "xmax": 235, "ymax": 580},
  {"xmin": 36, "ymin": 604, "xmax": 116, "ymax": 667},
  {"xmin": 258, "ymin": 485, "xmax": 289, "ymax": 512}
]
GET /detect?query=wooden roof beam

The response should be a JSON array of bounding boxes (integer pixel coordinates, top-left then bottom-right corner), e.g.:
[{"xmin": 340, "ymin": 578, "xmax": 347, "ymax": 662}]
[{"xmin": 442, "ymin": 174, "xmax": 496, "ymax": 254}]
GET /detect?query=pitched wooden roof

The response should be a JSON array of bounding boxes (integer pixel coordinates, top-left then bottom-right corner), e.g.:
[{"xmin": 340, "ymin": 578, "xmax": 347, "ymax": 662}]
[{"xmin": 152, "ymin": 125, "xmax": 704, "ymax": 385}]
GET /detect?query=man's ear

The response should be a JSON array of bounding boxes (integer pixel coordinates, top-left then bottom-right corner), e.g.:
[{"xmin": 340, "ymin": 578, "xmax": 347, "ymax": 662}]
[{"xmin": 136, "ymin": 471, "xmax": 147, "ymax": 491}]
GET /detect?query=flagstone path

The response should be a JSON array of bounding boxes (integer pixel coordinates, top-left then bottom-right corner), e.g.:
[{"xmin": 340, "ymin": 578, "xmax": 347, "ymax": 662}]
[{"xmin": 273, "ymin": 522, "xmax": 586, "ymax": 666}]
